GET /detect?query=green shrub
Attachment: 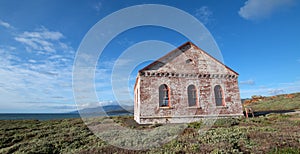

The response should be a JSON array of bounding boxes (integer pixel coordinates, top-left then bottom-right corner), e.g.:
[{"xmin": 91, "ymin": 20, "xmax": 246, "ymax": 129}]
[
  {"xmin": 187, "ymin": 121, "xmax": 202, "ymax": 129},
  {"xmin": 268, "ymin": 147, "xmax": 300, "ymax": 154}
]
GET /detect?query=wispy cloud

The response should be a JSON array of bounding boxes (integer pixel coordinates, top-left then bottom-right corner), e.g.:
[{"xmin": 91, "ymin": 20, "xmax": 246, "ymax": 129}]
[
  {"xmin": 12, "ymin": 101, "xmax": 78, "ymax": 112},
  {"xmin": 0, "ymin": 19, "xmax": 13, "ymax": 29},
  {"xmin": 195, "ymin": 6, "xmax": 213, "ymax": 25},
  {"xmin": 0, "ymin": 51, "xmax": 75, "ymax": 112},
  {"xmin": 239, "ymin": 0, "xmax": 295, "ymax": 20},
  {"xmin": 117, "ymin": 38, "xmax": 135, "ymax": 46},
  {"xmin": 240, "ymin": 80, "xmax": 300, "ymax": 98},
  {"xmin": 240, "ymin": 79, "xmax": 255, "ymax": 85},
  {"xmin": 14, "ymin": 27, "xmax": 65, "ymax": 53},
  {"xmin": 94, "ymin": 1, "xmax": 102, "ymax": 12},
  {"xmin": 268, "ymin": 89, "xmax": 285, "ymax": 95},
  {"xmin": 0, "ymin": 24, "xmax": 76, "ymax": 112}
]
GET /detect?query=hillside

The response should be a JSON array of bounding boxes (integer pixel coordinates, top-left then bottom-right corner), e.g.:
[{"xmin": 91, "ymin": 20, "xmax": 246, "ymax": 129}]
[
  {"xmin": 71, "ymin": 105, "xmax": 134, "ymax": 116},
  {"xmin": 243, "ymin": 92, "xmax": 300, "ymax": 112}
]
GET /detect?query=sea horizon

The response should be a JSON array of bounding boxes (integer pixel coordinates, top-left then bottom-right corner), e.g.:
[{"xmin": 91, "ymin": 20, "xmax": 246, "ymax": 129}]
[
  {"xmin": 0, "ymin": 113, "xmax": 81, "ymax": 121},
  {"xmin": 0, "ymin": 112, "xmax": 133, "ymax": 121}
]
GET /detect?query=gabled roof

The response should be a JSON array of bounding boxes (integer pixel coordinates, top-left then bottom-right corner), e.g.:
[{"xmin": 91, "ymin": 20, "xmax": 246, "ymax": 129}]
[{"xmin": 139, "ymin": 41, "xmax": 239, "ymax": 75}]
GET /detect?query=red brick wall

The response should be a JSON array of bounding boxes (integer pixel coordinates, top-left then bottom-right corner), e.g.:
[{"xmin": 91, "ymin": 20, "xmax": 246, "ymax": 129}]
[{"xmin": 134, "ymin": 43, "xmax": 243, "ymax": 124}]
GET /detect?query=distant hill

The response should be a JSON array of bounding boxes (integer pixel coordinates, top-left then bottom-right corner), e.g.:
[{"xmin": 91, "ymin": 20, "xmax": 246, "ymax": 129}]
[
  {"xmin": 70, "ymin": 104, "xmax": 133, "ymax": 116},
  {"xmin": 243, "ymin": 92, "xmax": 300, "ymax": 111}
]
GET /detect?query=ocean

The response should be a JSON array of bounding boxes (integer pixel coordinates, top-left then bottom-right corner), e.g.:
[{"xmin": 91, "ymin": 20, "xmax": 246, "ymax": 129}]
[
  {"xmin": 0, "ymin": 113, "xmax": 81, "ymax": 121},
  {"xmin": 0, "ymin": 112, "xmax": 133, "ymax": 121}
]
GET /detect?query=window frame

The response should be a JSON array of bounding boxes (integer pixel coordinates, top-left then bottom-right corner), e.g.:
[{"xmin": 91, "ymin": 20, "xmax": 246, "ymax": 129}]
[
  {"xmin": 214, "ymin": 85, "xmax": 225, "ymax": 107},
  {"xmin": 159, "ymin": 84, "xmax": 171, "ymax": 107},
  {"xmin": 187, "ymin": 84, "xmax": 198, "ymax": 107}
]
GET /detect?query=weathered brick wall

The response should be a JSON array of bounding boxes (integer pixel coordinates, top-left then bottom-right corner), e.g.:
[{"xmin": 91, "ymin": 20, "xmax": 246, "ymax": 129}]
[{"xmin": 134, "ymin": 43, "xmax": 243, "ymax": 124}]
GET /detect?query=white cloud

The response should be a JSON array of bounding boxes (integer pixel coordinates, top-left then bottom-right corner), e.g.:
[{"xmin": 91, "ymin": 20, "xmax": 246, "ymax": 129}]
[
  {"xmin": 195, "ymin": 6, "xmax": 213, "ymax": 25},
  {"xmin": 0, "ymin": 24, "xmax": 130, "ymax": 112},
  {"xmin": 239, "ymin": 0, "xmax": 295, "ymax": 20},
  {"xmin": 22, "ymin": 28, "xmax": 63, "ymax": 40},
  {"xmin": 117, "ymin": 38, "xmax": 135, "ymax": 46},
  {"xmin": 9, "ymin": 101, "xmax": 78, "ymax": 113},
  {"xmin": 94, "ymin": 1, "xmax": 102, "ymax": 12},
  {"xmin": 268, "ymin": 89, "xmax": 284, "ymax": 95},
  {"xmin": 0, "ymin": 19, "xmax": 13, "ymax": 29},
  {"xmin": 28, "ymin": 59, "xmax": 37, "ymax": 63},
  {"xmin": 0, "ymin": 58, "xmax": 75, "ymax": 112},
  {"xmin": 14, "ymin": 28, "xmax": 65, "ymax": 53},
  {"xmin": 240, "ymin": 79, "xmax": 255, "ymax": 85},
  {"xmin": 0, "ymin": 26, "xmax": 76, "ymax": 112},
  {"xmin": 240, "ymin": 80, "xmax": 300, "ymax": 98}
]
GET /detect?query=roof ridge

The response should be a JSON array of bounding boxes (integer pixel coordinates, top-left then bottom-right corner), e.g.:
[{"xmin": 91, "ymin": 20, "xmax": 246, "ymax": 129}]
[{"xmin": 139, "ymin": 41, "xmax": 238, "ymax": 75}]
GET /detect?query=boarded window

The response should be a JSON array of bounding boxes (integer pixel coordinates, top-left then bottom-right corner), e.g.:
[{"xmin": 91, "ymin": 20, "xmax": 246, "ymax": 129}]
[
  {"xmin": 159, "ymin": 84, "xmax": 170, "ymax": 107},
  {"xmin": 214, "ymin": 85, "xmax": 224, "ymax": 106},
  {"xmin": 187, "ymin": 85, "xmax": 197, "ymax": 106}
]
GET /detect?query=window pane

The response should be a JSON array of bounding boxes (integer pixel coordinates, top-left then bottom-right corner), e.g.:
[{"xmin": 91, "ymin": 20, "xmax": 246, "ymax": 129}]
[
  {"xmin": 159, "ymin": 84, "xmax": 169, "ymax": 107},
  {"xmin": 188, "ymin": 85, "xmax": 197, "ymax": 106},
  {"xmin": 214, "ymin": 85, "xmax": 223, "ymax": 106}
]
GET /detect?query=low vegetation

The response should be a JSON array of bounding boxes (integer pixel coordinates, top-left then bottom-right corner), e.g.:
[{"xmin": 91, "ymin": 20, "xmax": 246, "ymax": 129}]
[
  {"xmin": 1, "ymin": 93, "xmax": 299, "ymax": 153},
  {"xmin": 243, "ymin": 92, "xmax": 300, "ymax": 111},
  {"xmin": 1, "ymin": 113, "xmax": 300, "ymax": 153}
]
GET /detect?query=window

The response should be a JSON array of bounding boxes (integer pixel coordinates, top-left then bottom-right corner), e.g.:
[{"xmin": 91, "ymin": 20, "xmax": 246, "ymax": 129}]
[
  {"xmin": 186, "ymin": 59, "xmax": 193, "ymax": 64},
  {"xmin": 214, "ymin": 85, "xmax": 224, "ymax": 106},
  {"xmin": 159, "ymin": 84, "xmax": 170, "ymax": 107},
  {"xmin": 187, "ymin": 85, "xmax": 197, "ymax": 106}
]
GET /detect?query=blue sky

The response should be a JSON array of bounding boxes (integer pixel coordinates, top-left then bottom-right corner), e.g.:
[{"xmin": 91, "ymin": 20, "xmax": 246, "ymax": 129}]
[{"xmin": 0, "ymin": 0, "xmax": 299, "ymax": 113}]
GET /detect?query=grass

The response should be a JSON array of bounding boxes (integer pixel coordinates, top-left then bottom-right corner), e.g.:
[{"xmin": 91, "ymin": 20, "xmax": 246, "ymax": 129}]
[
  {"xmin": 1, "ymin": 113, "xmax": 300, "ymax": 153},
  {"xmin": 244, "ymin": 92, "xmax": 300, "ymax": 112}
]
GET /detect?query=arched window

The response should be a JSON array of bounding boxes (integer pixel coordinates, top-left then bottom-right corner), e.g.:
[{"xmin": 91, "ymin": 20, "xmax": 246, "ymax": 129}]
[
  {"xmin": 187, "ymin": 85, "xmax": 197, "ymax": 106},
  {"xmin": 159, "ymin": 84, "xmax": 170, "ymax": 107},
  {"xmin": 214, "ymin": 85, "xmax": 224, "ymax": 106}
]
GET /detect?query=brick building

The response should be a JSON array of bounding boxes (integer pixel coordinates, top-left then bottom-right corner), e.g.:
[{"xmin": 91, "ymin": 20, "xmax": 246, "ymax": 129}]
[{"xmin": 134, "ymin": 42, "xmax": 243, "ymax": 124}]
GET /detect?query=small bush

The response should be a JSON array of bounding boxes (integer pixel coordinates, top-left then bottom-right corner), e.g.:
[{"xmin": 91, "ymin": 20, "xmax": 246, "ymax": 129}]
[
  {"xmin": 187, "ymin": 121, "xmax": 202, "ymax": 129},
  {"xmin": 268, "ymin": 147, "xmax": 300, "ymax": 154}
]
